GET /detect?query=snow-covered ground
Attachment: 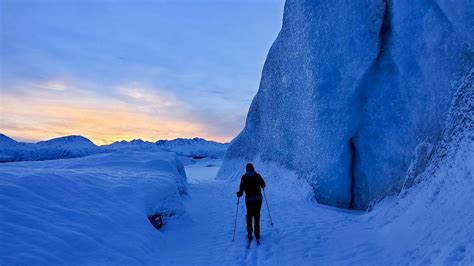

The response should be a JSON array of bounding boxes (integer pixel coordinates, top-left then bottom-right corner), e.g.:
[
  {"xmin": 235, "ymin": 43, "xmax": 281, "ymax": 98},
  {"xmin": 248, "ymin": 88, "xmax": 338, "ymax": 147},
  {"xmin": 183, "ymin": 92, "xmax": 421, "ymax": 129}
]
[
  {"xmin": 0, "ymin": 151, "xmax": 188, "ymax": 265},
  {"xmin": 0, "ymin": 147, "xmax": 472, "ymax": 264},
  {"xmin": 154, "ymin": 150, "xmax": 471, "ymax": 265}
]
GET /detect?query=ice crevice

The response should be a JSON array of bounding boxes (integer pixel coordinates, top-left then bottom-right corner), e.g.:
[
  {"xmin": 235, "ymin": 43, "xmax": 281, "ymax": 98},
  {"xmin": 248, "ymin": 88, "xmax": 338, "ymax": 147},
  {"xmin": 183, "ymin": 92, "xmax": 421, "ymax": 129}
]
[
  {"xmin": 348, "ymin": 0, "xmax": 390, "ymax": 209},
  {"xmin": 348, "ymin": 137, "xmax": 357, "ymax": 209}
]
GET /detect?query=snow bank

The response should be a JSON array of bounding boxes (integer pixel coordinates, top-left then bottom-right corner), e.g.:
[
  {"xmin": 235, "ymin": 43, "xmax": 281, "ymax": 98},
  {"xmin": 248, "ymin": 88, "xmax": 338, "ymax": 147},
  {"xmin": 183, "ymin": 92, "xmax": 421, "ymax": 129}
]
[
  {"xmin": 0, "ymin": 151, "xmax": 187, "ymax": 265},
  {"xmin": 221, "ymin": 0, "xmax": 474, "ymax": 209}
]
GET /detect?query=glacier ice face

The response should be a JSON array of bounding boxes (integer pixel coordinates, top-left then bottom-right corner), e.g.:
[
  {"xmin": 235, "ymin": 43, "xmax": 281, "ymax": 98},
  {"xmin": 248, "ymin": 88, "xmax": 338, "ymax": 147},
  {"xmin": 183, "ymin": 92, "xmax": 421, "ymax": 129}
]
[
  {"xmin": 223, "ymin": 0, "xmax": 386, "ymax": 208},
  {"xmin": 350, "ymin": 0, "xmax": 474, "ymax": 209},
  {"xmin": 220, "ymin": 0, "xmax": 474, "ymax": 209}
]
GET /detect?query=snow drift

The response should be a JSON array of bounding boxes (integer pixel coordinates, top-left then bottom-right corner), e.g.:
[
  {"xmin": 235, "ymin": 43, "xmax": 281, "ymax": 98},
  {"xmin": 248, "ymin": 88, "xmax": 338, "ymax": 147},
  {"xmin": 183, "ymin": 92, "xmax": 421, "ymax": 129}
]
[
  {"xmin": 220, "ymin": 0, "xmax": 474, "ymax": 209},
  {"xmin": 0, "ymin": 151, "xmax": 187, "ymax": 265}
]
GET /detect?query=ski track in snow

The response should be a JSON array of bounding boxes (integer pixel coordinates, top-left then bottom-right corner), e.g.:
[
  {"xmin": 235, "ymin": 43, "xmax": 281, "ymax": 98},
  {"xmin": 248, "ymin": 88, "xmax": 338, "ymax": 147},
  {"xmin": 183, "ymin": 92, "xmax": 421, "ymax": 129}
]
[
  {"xmin": 159, "ymin": 164, "xmax": 366, "ymax": 265},
  {"xmin": 160, "ymin": 154, "xmax": 473, "ymax": 265}
]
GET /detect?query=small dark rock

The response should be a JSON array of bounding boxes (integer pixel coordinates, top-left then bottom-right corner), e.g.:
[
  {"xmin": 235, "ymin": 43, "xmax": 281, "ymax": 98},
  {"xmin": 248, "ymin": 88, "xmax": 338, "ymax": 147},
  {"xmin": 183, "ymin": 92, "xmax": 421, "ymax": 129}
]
[
  {"xmin": 148, "ymin": 214, "xmax": 164, "ymax": 230},
  {"xmin": 148, "ymin": 211, "xmax": 176, "ymax": 230}
]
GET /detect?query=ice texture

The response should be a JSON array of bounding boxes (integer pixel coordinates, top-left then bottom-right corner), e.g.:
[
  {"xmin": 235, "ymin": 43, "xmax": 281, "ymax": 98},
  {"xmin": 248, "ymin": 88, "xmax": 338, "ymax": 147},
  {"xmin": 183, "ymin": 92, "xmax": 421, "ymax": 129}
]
[
  {"xmin": 351, "ymin": 0, "xmax": 474, "ymax": 209},
  {"xmin": 220, "ymin": 0, "xmax": 474, "ymax": 209}
]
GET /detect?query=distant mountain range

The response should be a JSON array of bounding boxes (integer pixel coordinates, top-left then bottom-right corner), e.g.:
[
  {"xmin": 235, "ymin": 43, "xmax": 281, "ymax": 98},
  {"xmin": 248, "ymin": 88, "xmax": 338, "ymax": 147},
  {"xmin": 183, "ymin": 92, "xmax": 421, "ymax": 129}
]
[
  {"xmin": 105, "ymin": 137, "xmax": 229, "ymax": 159},
  {"xmin": 0, "ymin": 134, "xmax": 103, "ymax": 162},
  {"xmin": 0, "ymin": 134, "xmax": 228, "ymax": 163}
]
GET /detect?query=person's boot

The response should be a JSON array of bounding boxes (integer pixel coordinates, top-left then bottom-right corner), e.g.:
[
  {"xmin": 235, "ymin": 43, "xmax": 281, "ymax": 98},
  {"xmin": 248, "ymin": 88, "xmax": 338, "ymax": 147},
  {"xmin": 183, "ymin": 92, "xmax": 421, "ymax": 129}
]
[{"xmin": 247, "ymin": 233, "xmax": 253, "ymax": 241}]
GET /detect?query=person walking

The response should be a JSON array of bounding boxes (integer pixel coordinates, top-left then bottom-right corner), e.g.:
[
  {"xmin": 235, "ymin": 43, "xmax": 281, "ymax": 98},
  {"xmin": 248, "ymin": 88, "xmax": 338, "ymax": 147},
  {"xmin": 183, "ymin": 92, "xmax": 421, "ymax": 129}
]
[{"xmin": 236, "ymin": 163, "xmax": 266, "ymax": 243}]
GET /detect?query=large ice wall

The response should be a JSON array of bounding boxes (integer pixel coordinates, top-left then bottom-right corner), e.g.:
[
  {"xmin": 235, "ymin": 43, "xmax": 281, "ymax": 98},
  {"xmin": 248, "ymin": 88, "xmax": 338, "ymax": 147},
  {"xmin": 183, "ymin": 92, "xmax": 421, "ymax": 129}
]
[
  {"xmin": 220, "ymin": 0, "xmax": 474, "ymax": 209},
  {"xmin": 351, "ymin": 0, "xmax": 474, "ymax": 209}
]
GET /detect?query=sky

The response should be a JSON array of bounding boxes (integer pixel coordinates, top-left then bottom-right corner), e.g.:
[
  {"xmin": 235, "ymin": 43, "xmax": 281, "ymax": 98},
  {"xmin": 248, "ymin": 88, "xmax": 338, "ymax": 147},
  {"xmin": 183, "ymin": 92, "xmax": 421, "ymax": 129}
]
[{"xmin": 0, "ymin": 0, "xmax": 284, "ymax": 145}]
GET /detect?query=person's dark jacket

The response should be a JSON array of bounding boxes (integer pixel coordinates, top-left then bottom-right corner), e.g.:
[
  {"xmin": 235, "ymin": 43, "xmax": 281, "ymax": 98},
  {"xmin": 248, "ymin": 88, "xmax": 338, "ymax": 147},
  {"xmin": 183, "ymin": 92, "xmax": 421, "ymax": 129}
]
[{"xmin": 237, "ymin": 171, "xmax": 266, "ymax": 201}]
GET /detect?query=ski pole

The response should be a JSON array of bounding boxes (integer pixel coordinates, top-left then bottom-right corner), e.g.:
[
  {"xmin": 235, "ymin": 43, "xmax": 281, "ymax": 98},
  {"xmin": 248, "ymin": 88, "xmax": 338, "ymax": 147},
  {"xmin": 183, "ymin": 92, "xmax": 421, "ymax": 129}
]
[
  {"xmin": 263, "ymin": 188, "xmax": 274, "ymax": 227},
  {"xmin": 232, "ymin": 197, "xmax": 240, "ymax": 242}
]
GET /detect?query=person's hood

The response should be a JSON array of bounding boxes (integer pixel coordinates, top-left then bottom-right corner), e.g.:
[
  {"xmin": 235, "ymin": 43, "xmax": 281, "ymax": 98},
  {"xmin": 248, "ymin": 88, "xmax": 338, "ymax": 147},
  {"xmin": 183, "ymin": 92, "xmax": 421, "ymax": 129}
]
[{"xmin": 245, "ymin": 170, "xmax": 256, "ymax": 177}]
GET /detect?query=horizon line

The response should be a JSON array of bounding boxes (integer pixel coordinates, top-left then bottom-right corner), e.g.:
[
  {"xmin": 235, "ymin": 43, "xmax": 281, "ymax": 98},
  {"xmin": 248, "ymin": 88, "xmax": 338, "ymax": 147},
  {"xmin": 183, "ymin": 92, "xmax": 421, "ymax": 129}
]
[{"xmin": 0, "ymin": 132, "xmax": 232, "ymax": 146}]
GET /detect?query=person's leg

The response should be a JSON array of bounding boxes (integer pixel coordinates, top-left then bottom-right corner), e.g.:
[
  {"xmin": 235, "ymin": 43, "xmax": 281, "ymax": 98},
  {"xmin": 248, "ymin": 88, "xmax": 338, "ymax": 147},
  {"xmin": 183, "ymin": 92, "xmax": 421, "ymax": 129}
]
[
  {"xmin": 254, "ymin": 199, "xmax": 263, "ymax": 239},
  {"xmin": 245, "ymin": 200, "xmax": 253, "ymax": 240}
]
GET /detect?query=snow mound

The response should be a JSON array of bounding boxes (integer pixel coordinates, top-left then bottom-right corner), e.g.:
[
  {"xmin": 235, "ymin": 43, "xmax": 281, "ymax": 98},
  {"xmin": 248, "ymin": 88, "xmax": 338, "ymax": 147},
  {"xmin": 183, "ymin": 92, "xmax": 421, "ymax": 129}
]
[
  {"xmin": 0, "ymin": 151, "xmax": 187, "ymax": 265},
  {"xmin": 220, "ymin": 0, "xmax": 473, "ymax": 209}
]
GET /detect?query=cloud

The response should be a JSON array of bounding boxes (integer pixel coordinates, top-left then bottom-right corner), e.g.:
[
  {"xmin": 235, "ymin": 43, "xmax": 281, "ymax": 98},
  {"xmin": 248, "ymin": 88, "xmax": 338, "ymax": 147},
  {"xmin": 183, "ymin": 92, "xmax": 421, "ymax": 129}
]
[
  {"xmin": 34, "ymin": 80, "xmax": 68, "ymax": 91},
  {"xmin": 114, "ymin": 83, "xmax": 186, "ymax": 116},
  {"xmin": 0, "ymin": 79, "xmax": 233, "ymax": 144}
]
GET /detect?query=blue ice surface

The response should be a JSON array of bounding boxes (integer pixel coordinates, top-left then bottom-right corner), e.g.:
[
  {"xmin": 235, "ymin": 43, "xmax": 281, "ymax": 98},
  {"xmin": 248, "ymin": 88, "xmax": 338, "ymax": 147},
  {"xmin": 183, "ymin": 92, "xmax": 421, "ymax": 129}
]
[{"xmin": 221, "ymin": 0, "xmax": 474, "ymax": 209}]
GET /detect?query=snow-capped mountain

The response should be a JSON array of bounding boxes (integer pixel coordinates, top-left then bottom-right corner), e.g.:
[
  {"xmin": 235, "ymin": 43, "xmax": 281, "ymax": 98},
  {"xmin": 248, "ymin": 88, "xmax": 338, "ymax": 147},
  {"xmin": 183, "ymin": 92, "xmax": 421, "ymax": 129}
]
[
  {"xmin": 0, "ymin": 135, "xmax": 104, "ymax": 162},
  {"xmin": 104, "ymin": 139, "xmax": 160, "ymax": 151},
  {"xmin": 36, "ymin": 135, "xmax": 97, "ymax": 149},
  {"xmin": 0, "ymin": 134, "xmax": 18, "ymax": 147},
  {"xmin": 104, "ymin": 137, "xmax": 228, "ymax": 159},
  {"xmin": 155, "ymin": 137, "xmax": 229, "ymax": 159},
  {"xmin": 0, "ymin": 134, "xmax": 229, "ymax": 163}
]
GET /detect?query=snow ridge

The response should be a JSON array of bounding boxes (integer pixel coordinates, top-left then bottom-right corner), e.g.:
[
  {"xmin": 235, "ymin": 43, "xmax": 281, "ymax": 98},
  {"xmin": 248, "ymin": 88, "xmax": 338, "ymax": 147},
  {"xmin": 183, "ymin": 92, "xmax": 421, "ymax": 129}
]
[{"xmin": 0, "ymin": 133, "xmax": 18, "ymax": 146}]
